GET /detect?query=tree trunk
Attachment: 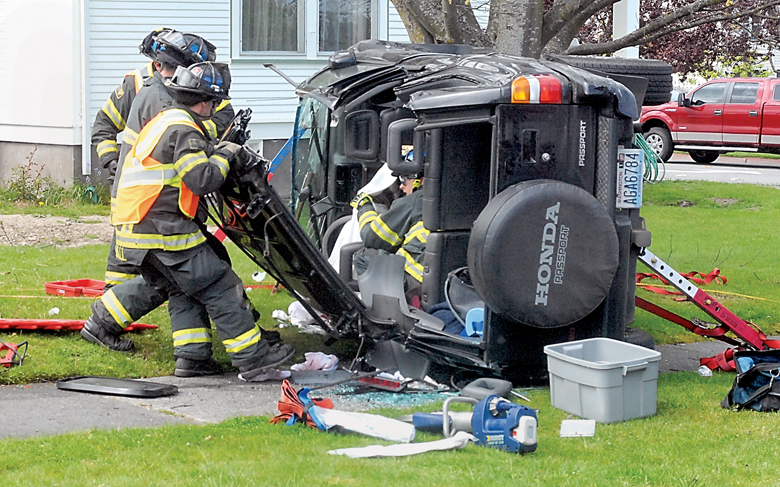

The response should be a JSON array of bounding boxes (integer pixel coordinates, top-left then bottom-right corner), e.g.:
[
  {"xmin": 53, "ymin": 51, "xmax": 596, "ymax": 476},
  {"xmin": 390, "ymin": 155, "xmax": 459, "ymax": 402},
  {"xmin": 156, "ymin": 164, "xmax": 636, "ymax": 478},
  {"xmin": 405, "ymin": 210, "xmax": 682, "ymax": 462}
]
[
  {"xmin": 491, "ymin": 0, "xmax": 545, "ymax": 57},
  {"xmin": 392, "ymin": 0, "xmax": 449, "ymax": 42},
  {"xmin": 392, "ymin": 0, "xmax": 435, "ymax": 43}
]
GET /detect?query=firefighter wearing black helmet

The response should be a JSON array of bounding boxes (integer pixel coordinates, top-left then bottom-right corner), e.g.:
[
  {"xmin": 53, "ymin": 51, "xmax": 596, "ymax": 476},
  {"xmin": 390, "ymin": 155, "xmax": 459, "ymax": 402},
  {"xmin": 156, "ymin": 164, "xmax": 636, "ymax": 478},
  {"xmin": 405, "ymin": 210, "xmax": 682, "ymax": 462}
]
[
  {"xmin": 84, "ymin": 30, "xmax": 269, "ymax": 377},
  {"xmin": 103, "ymin": 62, "xmax": 294, "ymax": 378},
  {"xmin": 97, "ymin": 29, "xmax": 230, "ymax": 292}
]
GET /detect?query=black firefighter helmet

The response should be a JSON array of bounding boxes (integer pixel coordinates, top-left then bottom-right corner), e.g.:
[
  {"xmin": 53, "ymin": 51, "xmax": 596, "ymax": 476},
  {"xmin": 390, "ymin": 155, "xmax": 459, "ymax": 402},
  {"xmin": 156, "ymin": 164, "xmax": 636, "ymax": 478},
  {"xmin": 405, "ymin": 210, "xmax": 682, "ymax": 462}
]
[
  {"xmin": 142, "ymin": 29, "xmax": 217, "ymax": 68},
  {"xmin": 165, "ymin": 62, "xmax": 231, "ymax": 101}
]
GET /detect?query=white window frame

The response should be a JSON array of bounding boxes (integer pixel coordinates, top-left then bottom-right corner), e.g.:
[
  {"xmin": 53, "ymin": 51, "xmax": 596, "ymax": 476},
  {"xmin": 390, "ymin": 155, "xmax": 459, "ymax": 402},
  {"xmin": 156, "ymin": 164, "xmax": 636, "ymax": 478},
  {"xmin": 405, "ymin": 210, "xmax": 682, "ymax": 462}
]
[{"xmin": 231, "ymin": 0, "xmax": 388, "ymax": 60}]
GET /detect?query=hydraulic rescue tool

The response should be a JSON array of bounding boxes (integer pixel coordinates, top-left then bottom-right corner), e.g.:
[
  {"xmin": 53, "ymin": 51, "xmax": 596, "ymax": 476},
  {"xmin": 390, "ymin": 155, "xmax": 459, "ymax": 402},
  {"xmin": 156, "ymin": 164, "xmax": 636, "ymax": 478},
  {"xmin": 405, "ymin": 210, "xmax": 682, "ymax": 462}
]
[{"xmin": 408, "ymin": 395, "xmax": 538, "ymax": 453}]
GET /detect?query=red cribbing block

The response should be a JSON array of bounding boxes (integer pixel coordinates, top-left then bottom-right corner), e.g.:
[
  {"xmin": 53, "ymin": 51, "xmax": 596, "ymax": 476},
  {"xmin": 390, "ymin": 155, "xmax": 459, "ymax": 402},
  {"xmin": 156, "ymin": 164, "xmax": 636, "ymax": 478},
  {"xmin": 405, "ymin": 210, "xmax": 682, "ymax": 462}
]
[{"xmin": 45, "ymin": 279, "xmax": 106, "ymax": 297}]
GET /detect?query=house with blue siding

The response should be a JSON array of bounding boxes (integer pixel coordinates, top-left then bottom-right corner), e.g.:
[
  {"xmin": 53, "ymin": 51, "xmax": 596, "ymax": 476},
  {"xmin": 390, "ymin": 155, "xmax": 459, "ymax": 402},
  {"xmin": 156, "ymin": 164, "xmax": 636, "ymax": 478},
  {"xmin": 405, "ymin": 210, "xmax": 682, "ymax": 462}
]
[{"xmin": 0, "ymin": 0, "xmax": 411, "ymax": 189}]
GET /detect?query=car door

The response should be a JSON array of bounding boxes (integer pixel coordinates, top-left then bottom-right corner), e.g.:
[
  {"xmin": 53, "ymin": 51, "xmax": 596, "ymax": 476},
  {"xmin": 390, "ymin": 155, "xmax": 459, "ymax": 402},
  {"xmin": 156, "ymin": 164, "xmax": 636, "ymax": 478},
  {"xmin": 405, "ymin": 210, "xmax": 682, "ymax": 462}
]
[
  {"xmin": 760, "ymin": 82, "xmax": 780, "ymax": 147},
  {"xmin": 674, "ymin": 81, "xmax": 727, "ymax": 144},
  {"xmin": 722, "ymin": 81, "xmax": 761, "ymax": 146}
]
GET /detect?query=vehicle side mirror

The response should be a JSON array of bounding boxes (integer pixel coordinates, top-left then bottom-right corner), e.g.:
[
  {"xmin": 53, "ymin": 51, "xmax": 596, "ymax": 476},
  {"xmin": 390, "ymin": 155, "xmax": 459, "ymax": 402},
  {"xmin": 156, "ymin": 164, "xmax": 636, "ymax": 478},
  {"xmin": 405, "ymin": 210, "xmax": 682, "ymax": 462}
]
[
  {"xmin": 344, "ymin": 110, "xmax": 380, "ymax": 161},
  {"xmin": 677, "ymin": 93, "xmax": 686, "ymax": 106},
  {"xmin": 387, "ymin": 119, "xmax": 424, "ymax": 176}
]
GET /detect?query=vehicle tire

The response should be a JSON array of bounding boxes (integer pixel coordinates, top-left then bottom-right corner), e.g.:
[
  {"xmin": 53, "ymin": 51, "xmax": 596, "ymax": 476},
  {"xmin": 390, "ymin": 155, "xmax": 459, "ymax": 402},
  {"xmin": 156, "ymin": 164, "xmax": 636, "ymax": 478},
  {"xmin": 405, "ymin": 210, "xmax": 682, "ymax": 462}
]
[
  {"xmin": 688, "ymin": 150, "xmax": 720, "ymax": 164},
  {"xmin": 468, "ymin": 180, "xmax": 620, "ymax": 328},
  {"xmin": 625, "ymin": 326, "xmax": 655, "ymax": 350},
  {"xmin": 644, "ymin": 126, "xmax": 674, "ymax": 162},
  {"xmin": 549, "ymin": 55, "xmax": 673, "ymax": 105}
]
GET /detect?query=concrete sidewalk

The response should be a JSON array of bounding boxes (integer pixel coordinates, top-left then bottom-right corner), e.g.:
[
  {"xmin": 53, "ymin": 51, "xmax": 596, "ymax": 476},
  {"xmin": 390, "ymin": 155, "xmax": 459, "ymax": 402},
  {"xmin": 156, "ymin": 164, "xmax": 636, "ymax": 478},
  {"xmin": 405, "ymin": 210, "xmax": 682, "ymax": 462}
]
[{"xmin": 0, "ymin": 341, "xmax": 730, "ymax": 440}]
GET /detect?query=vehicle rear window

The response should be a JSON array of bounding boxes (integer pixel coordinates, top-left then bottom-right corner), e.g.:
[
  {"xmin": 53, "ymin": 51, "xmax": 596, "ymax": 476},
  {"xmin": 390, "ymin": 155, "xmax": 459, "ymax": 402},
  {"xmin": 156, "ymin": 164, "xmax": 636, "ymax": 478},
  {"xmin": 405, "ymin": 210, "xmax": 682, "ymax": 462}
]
[
  {"xmin": 729, "ymin": 82, "xmax": 759, "ymax": 104},
  {"xmin": 773, "ymin": 85, "xmax": 780, "ymax": 101},
  {"xmin": 691, "ymin": 83, "xmax": 726, "ymax": 104}
]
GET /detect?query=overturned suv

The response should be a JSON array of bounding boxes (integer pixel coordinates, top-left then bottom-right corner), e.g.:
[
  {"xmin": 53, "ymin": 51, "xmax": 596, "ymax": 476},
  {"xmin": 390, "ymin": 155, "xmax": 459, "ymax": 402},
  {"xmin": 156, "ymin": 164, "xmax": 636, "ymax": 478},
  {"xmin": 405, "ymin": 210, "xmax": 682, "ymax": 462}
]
[{"xmin": 218, "ymin": 40, "xmax": 652, "ymax": 384}]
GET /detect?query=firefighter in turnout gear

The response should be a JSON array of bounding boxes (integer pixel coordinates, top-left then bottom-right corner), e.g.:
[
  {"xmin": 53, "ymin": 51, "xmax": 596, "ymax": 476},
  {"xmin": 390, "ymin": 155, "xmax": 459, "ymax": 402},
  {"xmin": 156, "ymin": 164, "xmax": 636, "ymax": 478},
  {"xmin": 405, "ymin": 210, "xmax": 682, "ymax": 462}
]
[
  {"xmin": 99, "ymin": 28, "xmax": 231, "ymax": 290},
  {"xmin": 354, "ymin": 172, "xmax": 427, "ymax": 295},
  {"xmin": 101, "ymin": 62, "xmax": 294, "ymax": 378},
  {"xmin": 84, "ymin": 30, "xmax": 278, "ymax": 373}
]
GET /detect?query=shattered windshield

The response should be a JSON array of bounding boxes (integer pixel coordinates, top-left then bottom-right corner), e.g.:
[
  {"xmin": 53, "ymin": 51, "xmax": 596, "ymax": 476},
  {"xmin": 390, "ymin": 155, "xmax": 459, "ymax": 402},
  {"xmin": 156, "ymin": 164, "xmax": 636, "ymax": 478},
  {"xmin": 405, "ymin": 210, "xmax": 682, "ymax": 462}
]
[{"xmin": 291, "ymin": 97, "xmax": 330, "ymax": 244}]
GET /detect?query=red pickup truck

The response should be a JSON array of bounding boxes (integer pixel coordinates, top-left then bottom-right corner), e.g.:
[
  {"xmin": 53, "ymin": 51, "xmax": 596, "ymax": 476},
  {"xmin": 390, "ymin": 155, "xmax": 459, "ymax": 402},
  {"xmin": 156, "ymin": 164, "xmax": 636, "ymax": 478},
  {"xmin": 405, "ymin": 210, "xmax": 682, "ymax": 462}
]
[{"xmin": 637, "ymin": 77, "xmax": 780, "ymax": 163}]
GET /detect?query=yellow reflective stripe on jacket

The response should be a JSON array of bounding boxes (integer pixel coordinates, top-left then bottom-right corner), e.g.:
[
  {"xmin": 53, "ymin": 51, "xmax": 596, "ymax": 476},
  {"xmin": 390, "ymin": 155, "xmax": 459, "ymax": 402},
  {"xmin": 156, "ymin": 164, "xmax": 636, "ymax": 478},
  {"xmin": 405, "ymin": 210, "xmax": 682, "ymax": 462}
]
[
  {"xmin": 128, "ymin": 62, "xmax": 154, "ymax": 94},
  {"xmin": 100, "ymin": 288, "xmax": 134, "ymax": 328},
  {"xmin": 398, "ymin": 248, "xmax": 424, "ymax": 282},
  {"xmin": 370, "ymin": 217, "xmax": 402, "ymax": 247},
  {"xmin": 104, "ymin": 270, "xmax": 138, "ymax": 286},
  {"xmin": 211, "ymin": 154, "xmax": 229, "ymax": 179},
  {"xmin": 122, "ymin": 126, "xmax": 139, "ymax": 147},
  {"xmin": 403, "ymin": 221, "xmax": 429, "ymax": 245},
  {"xmin": 115, "ymin": 224, "xmax": 206, "ymax": 251},
  {"xmin": 358, "ymin": 209, "xmax": 378, "ymax": 229},
  {"xmin": 174, "ymin": 151, "xmax": 210, "ymax": 179},
  {"xmin": 223, "ymin": 325, "xmax": 262, "ymax": 353},
  {"xmin": 97, "ymin": 139, "xmax": 118, "ymax": 157},
  {"xmin": 202, "ymin": 119, "xmax": 218, "ymax": 139},
  {"xmin": 102, "ymin": 99, "xmax": 126, "ymax": 131},
  {"xmin": 215, "ymin": 99, "xmax": 230, "ymax": 113},
  {"xmin": 117, "ymin": 164, "xmax": 179, "ymax": 190},
  {"xmin": 172, "ymin": 327, "xmax": 212, "ymax": 347}
]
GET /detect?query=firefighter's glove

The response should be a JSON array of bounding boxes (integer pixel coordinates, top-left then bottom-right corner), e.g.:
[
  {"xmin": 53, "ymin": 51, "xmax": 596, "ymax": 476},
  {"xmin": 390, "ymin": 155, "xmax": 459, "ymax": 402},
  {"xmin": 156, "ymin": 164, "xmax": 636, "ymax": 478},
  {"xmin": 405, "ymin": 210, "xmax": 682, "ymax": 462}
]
[
  {"xmin": 107, "ymin": 159, "xmax": 119, "ymax": 179},
  {"xmin": 215, "ymin": 141, "xmax": 243, "ymax": 165},
  {"xmin": 102, "ymin": 155, "xmax": 119, "ymax": 177},
  {"xmin": 350, "ymin": 192, "xmax": 373, "ymax": 209}
]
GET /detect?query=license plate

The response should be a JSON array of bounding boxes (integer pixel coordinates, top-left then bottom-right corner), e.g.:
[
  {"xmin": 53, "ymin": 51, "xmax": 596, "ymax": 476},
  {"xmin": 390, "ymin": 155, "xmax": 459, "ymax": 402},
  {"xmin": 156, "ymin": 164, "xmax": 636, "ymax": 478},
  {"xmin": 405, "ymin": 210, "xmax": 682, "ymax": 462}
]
[{"xmin": 616, "ymin": 147, "xmax": 644, "ymax": 209}]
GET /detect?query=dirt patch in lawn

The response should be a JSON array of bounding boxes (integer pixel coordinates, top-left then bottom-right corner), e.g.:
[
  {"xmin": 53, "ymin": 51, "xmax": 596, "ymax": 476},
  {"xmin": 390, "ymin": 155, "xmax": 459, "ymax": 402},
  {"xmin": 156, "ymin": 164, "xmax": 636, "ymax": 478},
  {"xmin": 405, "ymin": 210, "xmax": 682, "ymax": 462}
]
[
  {"xmin": 710, "ymin": 197, "xmax": 739, "ymax": 206},
  {"xmin": 0, "ymin": 215, "xmax": 113, "ymax": 248}
]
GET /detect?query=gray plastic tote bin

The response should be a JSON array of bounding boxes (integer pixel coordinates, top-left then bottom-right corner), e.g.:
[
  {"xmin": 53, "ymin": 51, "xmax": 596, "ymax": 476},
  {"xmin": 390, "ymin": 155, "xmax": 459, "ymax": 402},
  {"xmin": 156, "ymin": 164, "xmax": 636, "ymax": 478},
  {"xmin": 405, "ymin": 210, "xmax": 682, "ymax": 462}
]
[{"xmin": 544, "ymin": 337, "xmax": 662, "ymax": 423}]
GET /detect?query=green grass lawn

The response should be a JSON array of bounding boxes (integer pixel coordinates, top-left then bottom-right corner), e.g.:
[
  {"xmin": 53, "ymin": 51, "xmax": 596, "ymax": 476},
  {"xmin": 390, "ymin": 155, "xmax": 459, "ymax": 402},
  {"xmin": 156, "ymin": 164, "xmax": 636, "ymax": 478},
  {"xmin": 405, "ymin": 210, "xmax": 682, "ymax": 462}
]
[
  {"xmin": 722, "ymin": 151, "xmax": 780, "ymax": 160},
  {"xmin": 637, "ymin": 180, "xmax": 780, "ymax": 344},
  {"xmin": 2, "ymin": 180, "xmax": 780, "ymax": 485},
  {"xmin": 1, "ymin": 373, "xmax": 778, "ymax": 486}
]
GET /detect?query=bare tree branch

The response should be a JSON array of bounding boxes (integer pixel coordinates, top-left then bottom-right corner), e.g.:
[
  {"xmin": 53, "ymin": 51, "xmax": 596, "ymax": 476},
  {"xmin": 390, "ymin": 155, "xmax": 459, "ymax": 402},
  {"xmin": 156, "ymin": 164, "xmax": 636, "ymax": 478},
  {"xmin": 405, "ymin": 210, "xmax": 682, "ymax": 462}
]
[
  {"xmin": 392, "ymin": 0, "xmax": 436, "ymax": 43},
  {"xmin": 543, "ymin": 0, "xmax": 619, "ymax": 53},
  {"xmin": 392, "ymin": 0, "xmax": 448, "ymax": 42},
  {"xmin": 568, "ymin": 0, "xmax": 780, "ymax": 55},
  {"xmin": 543, "ymin": 0, "xmax": 616, "ymax": 46},
  {"xmin": 442, "ymin": 0, "xmax": 463, "ymax": 43}
]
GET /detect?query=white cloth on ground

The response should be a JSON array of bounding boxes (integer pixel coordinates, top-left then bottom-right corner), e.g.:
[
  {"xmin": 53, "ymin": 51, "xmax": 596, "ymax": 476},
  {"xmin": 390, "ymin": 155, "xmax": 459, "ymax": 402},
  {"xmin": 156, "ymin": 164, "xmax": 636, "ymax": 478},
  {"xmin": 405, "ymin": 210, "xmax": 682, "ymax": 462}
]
[
  {"xmin": 328, "ymin": 431, "xmax": 475, "ymax": 458},
  {"xmin": 290, "ymin": 352, "xmax": 339, "ymax": 371}
]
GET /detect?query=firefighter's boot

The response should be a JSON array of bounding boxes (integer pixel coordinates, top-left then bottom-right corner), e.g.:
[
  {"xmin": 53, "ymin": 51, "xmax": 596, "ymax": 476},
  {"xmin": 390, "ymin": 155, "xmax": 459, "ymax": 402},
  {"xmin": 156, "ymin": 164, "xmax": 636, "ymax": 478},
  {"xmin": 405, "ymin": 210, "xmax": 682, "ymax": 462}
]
[
  {"xmin": 174, "ymin": 357, "xmax": 222, "ymax": 377},
  {"xmin": 238, "ymin": 342, "xmax": 295, "ymax": 379},
  {"xmin": 80, "ymin": 316, "xmax": 134, "ymax": 352}
]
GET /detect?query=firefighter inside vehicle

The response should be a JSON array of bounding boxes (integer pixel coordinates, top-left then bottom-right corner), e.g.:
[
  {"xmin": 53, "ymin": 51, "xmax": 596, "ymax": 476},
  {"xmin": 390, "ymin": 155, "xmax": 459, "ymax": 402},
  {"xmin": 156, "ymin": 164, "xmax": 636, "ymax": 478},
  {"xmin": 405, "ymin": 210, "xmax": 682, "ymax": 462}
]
[{"xmin": 215, "ymin": 40, "xmax": 650, "ymax": 384}]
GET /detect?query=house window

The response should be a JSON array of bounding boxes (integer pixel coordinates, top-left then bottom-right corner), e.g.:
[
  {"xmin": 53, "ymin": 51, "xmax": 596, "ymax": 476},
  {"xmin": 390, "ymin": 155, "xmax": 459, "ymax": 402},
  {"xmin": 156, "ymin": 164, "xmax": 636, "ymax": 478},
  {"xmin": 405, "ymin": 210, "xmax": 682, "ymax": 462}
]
[
  {"xmin": 241, "ymin": 0, "xmax": 375, "ymax": 55},
  {"xmin": 319, "ymin": 0, "xmax": 372, "ymax": 52},
  {"xmin": 242, "ymin": 0, "xmax": 304, "ymax": 52}
]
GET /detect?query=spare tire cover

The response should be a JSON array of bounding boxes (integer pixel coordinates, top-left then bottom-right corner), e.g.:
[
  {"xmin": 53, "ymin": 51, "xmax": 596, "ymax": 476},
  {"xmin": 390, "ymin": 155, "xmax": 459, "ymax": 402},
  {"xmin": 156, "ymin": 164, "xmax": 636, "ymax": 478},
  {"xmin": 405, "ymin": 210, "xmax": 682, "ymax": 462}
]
[{"xmin": 468, "ymin": 180, "xmax": 619, "ymax": 328}]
